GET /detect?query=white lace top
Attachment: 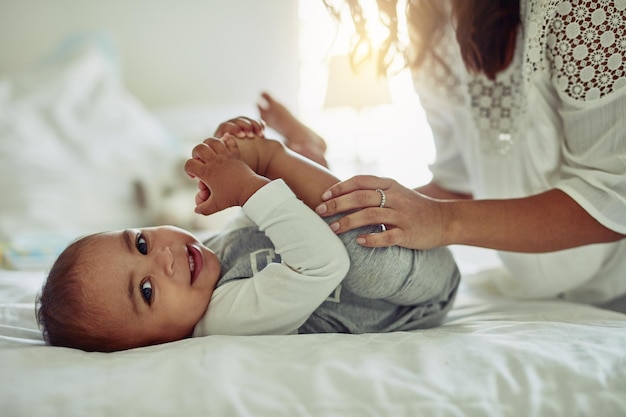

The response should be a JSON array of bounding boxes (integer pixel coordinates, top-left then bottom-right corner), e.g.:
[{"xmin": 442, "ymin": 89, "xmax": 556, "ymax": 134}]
[{"xmin": 413, "ymin": 0, "xmax": 626, "ymax": 305}]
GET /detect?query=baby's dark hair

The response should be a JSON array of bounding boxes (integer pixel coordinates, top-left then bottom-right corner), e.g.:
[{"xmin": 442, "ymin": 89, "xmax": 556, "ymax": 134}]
[{"xmin": 36, "ymin": 233, "xmax": 120, "ymax": 352}]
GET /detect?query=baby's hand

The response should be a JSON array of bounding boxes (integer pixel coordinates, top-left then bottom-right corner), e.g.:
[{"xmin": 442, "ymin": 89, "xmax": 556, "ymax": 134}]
[
  {"xmin": 219, "ymin": 131, "xmax": 283, "ymax": 178},
  {"xmin": 214, "ymin": 116, "xmax": 265, "ymax": 139},
  {"xmin": 184, "ymin": 136, "xmax": 269, "ymax": 215}
]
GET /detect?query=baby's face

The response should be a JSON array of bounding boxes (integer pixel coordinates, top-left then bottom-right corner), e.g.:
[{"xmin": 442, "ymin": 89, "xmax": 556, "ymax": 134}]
[{"xmin": 79, "ymin": 226, "xmax": 220, "ymax": 348}]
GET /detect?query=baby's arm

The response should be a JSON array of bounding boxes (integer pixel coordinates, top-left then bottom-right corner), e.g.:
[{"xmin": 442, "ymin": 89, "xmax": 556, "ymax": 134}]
[
  {"xmin": 215, "ymin": 117, "xmax": 339, "ymax": 209},
  {"xmin": 185, "ymin": 127, "xmax": 351, "ymax": 337},
  {"xmin": 231, "ymin": 136, "xmax": 337, "ymax": 210},
  {"xmin": 215, "ymin": 95, "xmax": 329, "ymax": 167},
  {"xmin": 195, "ymin": 179, "xmax": 350, "ymax": 336}
]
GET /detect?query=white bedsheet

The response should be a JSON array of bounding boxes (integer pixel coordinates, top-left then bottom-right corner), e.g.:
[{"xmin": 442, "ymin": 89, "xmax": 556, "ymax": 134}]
[{"xmin": 1, "ymin": 265, "xmax": 625, "ymax": 417}]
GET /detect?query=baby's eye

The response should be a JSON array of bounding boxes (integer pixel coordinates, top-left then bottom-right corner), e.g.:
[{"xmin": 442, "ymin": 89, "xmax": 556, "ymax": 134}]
[
  {"xmin": 136, "ymin": 233, "xmax": 148, "ymax": 255},
  {"xmin": 140, "ymin": 280, "xmax": 153, "ymax": 305}
]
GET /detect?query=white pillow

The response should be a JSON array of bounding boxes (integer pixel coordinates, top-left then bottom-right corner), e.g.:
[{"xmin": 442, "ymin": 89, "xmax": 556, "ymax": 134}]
[{"xmin": 0, "ymin": 35, "xmax": 179, "ymax": 244}]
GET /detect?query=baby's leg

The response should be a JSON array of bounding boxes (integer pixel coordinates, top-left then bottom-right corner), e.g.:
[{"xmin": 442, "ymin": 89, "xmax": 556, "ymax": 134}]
[
  {"xmin": 257, "ymin": 92, "xmax": 328, "ymax": 167},
  {"xmin": 337, "ymin": 220, "xmax": 460, "ymax": 306}
]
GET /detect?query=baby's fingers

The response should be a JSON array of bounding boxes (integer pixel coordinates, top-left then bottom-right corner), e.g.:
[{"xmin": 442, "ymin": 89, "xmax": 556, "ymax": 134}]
[
  {"xmin": 189, "ymin": 141, "xmax": 216, "ymax": 163},
  {"xmin": 194, "ymin": 193, "xmax": 219, "ymax": 215},
  {"xmin": 184, "ymin": 157, "xmax": 203, "ymax": 179},
  {"xmin": 214, "ymin": 117, "xmax": 265, "ymax": 138},
  {"xmin": 222, "ymin": 133, "xmax": 241, "ymax": 154},
  {"xmin": 184, "ymin": 139, "xmax": 229, "ymax": 178},
  {"xmin": 215, "ymin": 121, "xmax": 248, "ymax": 138},
  {"xmin": 195, "ymin": 181, "xmax": 210, "ymax": 206}
]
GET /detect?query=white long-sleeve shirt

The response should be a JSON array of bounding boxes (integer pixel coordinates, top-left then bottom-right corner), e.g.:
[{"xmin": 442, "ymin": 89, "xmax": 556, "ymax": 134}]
[
  {"xmin": 193, "ymin": 179, "xmax": 350, "ymax": 336},
  {"xmin": 194, "ymin": 179, "xmax": 461, "ymax": 336},
  {"xmin": 413, "ymin": 0, "xmax": 626, "ymax": 304}
]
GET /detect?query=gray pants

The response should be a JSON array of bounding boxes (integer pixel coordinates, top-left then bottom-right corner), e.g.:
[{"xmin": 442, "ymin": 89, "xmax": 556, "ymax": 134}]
[{"xmin": 299, "ymin": 218, "xmax": 461, "ymax": 334}]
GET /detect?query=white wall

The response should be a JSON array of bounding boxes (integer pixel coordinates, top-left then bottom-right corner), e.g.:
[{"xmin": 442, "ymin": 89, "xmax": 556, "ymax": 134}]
[{"xmin": 0, "ymin": 0, "xmax": 299, "ymax": 110}]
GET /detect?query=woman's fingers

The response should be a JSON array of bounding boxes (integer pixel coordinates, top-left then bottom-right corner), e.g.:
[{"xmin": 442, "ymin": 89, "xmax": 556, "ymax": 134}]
[
  {"xmin": 316, "ymin": 188, "xmax": 387, "ymax": 215},
  {"xmin": 315, "ymin": 174, "xmax": 446, "ymax": 250},
  {"xmin": 322, "ymin": 205, "xmax": 408, "ymax": 248},
  {"xmin": 355, "ymin": 226, "xmax": 404, "ymax": 248},
  {"xmin": 317, "ymin": 175, "xmax": 395, "ymax": 215},
  {"xmin": 321, "ymin": 175, "xmax": 393, "ymax": 200}
]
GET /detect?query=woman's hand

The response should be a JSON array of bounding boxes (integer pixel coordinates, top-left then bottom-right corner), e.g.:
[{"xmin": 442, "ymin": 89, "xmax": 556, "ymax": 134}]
[{"xmin": 315, "ymin": 175, "xmax": 447, "ymax": 250}]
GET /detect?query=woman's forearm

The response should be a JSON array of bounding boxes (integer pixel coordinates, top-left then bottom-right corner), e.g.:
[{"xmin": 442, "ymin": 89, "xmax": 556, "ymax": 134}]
[
  {"xmin": 442, "ymin": 189, "xmax": 624, "ymax": 252},
  {"xmin": 415, "ymin": 182, "xmax": 472, "ymax": 200}
]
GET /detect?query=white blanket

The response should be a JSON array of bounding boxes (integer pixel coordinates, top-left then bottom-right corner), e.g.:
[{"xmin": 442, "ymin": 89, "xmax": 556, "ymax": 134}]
[
  {"xmin": 0, "ymin": 35, "xmax": 179, "ymax": 242},
  {"xmin": 1, "ymin": 266, "xmax": 625, "ymax": 417}
]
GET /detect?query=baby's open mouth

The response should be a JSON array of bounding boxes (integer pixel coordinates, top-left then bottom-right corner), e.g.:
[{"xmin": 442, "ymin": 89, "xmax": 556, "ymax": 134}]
[{"xmin": 187, "ymin": 245, "xmax": 203, "ymax": 285}]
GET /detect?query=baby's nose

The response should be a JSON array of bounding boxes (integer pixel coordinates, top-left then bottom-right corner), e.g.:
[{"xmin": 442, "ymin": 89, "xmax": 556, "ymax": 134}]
[{"xmin": 158, "ymin": 247, "xmax": 175, "ymax": 276}]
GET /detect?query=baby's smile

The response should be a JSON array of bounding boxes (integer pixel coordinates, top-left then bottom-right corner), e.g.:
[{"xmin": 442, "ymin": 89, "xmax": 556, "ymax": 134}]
[{"xmin": 187, "ymin": 244, "xmax": 204, "ymax": 285}]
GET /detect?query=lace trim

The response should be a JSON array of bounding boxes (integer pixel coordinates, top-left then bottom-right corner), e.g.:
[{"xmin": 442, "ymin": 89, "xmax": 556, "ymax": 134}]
[
  {"xmin": 414, "ymin": 0, "xmax": 626, "ymax": 154},
  {"xmin": 544, "ymin": 0, "xmax": 626, "ymax": 100}
]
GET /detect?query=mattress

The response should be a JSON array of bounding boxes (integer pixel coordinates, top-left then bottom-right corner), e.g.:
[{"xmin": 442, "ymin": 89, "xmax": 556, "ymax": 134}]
[{"xmin": 1, "ymin": 261, "xmax": 625, "ymax": 417}]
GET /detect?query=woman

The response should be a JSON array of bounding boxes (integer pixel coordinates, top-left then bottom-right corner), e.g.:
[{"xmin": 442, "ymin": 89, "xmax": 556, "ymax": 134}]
[{"xmin": 314, "ymin": 0, "xmax": 626, "ymax": 309}]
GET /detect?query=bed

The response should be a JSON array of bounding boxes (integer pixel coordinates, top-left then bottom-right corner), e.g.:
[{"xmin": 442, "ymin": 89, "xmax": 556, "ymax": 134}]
[
  {"xmin": 1, "ymin": 31, "xmax": 626, "ymax": 417},
  {"xmin": 2, "ymin": 260, "xmax": 626, "ymax": 416}
]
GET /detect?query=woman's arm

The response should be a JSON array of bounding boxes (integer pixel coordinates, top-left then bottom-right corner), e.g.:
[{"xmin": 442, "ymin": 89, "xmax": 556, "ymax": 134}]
[
  {"xmin": 415, "ymin": 182, "xmax": 472, "ymax": 200},
  {"xmin": 443, "ymin": 188, "xmax": 624, "ymax": 252},
  {"xmin": 316, "ymin": 175, "xmax": 624, "ymax": 252}
]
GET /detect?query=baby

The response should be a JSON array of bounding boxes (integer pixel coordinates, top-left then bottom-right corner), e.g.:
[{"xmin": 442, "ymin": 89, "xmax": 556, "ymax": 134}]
[{"xmin": 37, "ymin": 117, "xmax": 460, "ymax": 352}]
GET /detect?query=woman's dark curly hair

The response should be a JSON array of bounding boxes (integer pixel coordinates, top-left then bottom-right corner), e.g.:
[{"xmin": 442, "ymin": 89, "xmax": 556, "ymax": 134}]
[{"xmin": 323, "ymin": 0, "xmax": 521, "ymax": 80}]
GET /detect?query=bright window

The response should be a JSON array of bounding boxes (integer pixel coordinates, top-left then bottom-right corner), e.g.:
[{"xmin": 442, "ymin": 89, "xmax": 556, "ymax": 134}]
[{"xmin": 296, "ymin": 0, "xmax": 434, "ymax": 187}]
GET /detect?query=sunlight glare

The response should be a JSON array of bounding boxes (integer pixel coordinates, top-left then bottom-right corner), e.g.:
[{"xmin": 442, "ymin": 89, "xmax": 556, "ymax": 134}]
[{"xmin": 297, "ymin": 0, "xmax": 434, "ymax": 187}]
